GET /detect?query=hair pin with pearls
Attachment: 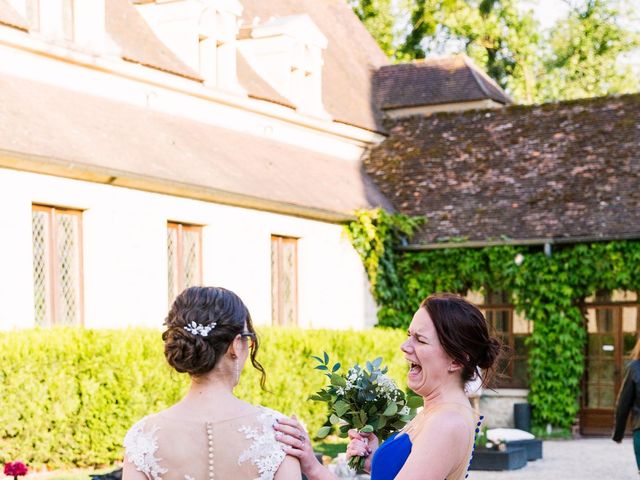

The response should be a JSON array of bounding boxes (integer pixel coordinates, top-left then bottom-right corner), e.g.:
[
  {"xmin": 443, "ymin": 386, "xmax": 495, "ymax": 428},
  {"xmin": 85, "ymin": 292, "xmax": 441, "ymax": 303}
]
[{"xmin": 184, "ymin": 321, "xmax": 217, "ymax": 337}]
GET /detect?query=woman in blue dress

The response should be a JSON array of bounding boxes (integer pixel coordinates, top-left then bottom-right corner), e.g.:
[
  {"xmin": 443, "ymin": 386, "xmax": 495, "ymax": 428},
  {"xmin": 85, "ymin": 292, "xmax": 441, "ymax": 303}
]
[{"xmin": 276, "ymin": 293, "xmax": 501, "ymax": 480}]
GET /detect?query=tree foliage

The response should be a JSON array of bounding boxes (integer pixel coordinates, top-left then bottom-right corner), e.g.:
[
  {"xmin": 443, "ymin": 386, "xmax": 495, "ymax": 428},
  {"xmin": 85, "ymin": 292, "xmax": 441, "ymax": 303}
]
[
  {"xmin": 345, "ymin": 209, "xmax": 640, "ymax": 433},
  {"xmin": 348, "ymin": 0, "xmax": 639, "ymax": 103}
]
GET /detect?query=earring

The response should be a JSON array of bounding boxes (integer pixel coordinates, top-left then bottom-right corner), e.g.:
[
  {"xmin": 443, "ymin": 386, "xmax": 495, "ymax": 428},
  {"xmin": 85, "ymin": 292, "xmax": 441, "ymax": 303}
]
[{"xmin": 235, "ymin": 357, "xmax": 240, "ymax": 384}]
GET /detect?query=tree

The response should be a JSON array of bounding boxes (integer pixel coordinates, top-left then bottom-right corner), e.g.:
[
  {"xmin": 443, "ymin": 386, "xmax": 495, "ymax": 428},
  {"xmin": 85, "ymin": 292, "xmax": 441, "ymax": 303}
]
[
  {"xmin": 349, "ymin": 0, "xmax": 640, "ymax": 103},
  {"xmin": 538, "ymin": 0, "xmax": 640, "ymax": 101},
  {"xmin": 347, "ymin": 0, "xmax": 397, "ymax": 57}
]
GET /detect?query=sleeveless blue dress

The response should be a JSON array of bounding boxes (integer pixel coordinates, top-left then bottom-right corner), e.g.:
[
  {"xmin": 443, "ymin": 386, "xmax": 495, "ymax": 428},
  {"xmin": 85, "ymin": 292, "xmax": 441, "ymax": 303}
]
[{"xmin": 369, "ymin": 414, "xmax": 483, "ymax": 480}]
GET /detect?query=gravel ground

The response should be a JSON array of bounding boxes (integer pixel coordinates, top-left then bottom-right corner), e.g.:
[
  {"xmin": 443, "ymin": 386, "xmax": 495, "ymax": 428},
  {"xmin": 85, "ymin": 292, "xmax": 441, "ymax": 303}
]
[{"xmin": 470, "ymin": 438, "xmax": 638, "ymax": 480}]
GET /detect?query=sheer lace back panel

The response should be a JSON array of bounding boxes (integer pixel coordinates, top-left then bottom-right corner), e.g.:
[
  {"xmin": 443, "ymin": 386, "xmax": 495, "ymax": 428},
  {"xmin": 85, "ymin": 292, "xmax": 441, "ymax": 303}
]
[{"xmin": 124, "ymin": 407, "xmax": 286, "ymax": 480}]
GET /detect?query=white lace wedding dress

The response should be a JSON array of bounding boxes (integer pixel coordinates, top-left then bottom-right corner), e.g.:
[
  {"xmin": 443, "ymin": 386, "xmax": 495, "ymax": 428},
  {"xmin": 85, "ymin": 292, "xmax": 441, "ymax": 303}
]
[{"xmin": 123, "ymin": 406, "xmax": 287, "ymax": 480}]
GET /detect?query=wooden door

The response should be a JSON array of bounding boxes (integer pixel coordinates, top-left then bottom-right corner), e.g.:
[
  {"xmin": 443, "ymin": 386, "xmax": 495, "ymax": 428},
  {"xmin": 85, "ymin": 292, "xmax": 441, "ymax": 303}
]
[{"xmin": 581, "ymin": 301, "xmax": 639, "ymax": 435}]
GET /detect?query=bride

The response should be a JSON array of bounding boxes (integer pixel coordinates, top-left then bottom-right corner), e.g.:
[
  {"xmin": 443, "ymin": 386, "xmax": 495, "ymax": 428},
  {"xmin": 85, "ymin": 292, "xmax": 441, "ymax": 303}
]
[{"xmin": 122, "ymin": 286, "xmax": 301, "ymax": 480}]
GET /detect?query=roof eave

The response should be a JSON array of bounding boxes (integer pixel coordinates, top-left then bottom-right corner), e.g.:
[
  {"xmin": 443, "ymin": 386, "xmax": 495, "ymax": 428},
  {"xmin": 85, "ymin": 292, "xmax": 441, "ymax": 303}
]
[
  {"xmin": 401, "ymin": 233, "xmax": 640, "ymax": 251},
  {"xmin": 0, "ymin": 148, "xmax": 356, "ymax": 224}
]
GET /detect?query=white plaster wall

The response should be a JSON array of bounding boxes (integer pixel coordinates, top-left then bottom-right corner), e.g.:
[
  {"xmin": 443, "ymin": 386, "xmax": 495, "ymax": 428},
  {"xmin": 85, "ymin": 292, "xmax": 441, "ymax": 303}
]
[{"xmin": 0, "ymin": 168, "xmax": 377, "ymax": 330}]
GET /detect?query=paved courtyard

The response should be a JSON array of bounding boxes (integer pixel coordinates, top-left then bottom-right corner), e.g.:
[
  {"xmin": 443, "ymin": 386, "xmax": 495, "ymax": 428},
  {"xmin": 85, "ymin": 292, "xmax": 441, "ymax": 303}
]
[{"xmin": 470, "ymin": 438, "xmax": 638, "ymax": 480}]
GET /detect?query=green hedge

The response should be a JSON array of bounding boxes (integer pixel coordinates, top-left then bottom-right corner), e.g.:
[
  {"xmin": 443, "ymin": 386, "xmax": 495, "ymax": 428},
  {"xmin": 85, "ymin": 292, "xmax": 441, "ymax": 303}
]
[{"xmin": 0, "ymin": 327, "xmax": 407, "ymax": 469}]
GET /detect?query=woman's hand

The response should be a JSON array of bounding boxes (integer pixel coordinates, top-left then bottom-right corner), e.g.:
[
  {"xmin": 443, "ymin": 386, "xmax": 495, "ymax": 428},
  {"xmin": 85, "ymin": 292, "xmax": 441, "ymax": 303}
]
[
  {"xmin": 275, "ymin": 415, "xmax": 332, "ymax": 480},
  {"xmin": 345, "ymin": 429, "xmax": 379, "ymax": 474}
]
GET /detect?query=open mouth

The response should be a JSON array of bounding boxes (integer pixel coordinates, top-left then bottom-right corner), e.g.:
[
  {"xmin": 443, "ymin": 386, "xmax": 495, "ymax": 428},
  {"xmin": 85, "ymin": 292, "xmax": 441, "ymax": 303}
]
[{"xmin": 408, "ymin": 361, "xmax": 422, "ymax": 375}]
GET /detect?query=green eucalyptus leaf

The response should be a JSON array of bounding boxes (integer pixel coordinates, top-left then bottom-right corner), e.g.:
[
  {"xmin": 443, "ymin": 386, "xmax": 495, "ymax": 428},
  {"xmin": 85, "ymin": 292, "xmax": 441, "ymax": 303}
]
[
  {"xmin": 383, "ymin": 402, "xmax": 398, "ymax": 416},
  {"xmin": 317, "ymin": 426, "xmax": 331, "ymax": 439},
  {"xmin": 330, "ymin": 373, "xmax": 347, "ymax": 387},
  {"xmin": 335, "ymin": 400, "xmax": 349, "ymax": 417}
]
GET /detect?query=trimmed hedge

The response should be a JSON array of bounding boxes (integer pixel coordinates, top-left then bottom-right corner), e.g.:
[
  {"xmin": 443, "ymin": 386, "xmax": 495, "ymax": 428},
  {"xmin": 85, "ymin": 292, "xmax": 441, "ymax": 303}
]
[{"xmin": 0, "ymin": 327, "xmax": 407, "ymax": 469}]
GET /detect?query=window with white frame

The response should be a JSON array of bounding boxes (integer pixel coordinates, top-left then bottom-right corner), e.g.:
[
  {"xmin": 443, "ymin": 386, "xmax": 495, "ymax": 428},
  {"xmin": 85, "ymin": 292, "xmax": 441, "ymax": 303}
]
[
  {"xmin": 32, "ymin": 204, "xmax": 83, "ymax": 327},
  {"xmin": 167, "ymin": 222, "xmax": 203, "ymax": 305}
]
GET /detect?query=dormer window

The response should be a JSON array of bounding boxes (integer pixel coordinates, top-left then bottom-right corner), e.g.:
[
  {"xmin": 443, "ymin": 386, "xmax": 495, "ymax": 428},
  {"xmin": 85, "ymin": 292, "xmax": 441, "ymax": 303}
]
[
  {"xmin": 17, "ymin": 0, "xmax": 74, "ymax": 40},
  {"xmin": 136, "ymin": 0, "xmax": 244, "ymax": 94},
  {"xmin": 12, "ymin": 0, "xmax": 107, "ymax": 52},
  {"xmin": 237, "ymin": 14, "xmax": 330, "ymax": 118}
]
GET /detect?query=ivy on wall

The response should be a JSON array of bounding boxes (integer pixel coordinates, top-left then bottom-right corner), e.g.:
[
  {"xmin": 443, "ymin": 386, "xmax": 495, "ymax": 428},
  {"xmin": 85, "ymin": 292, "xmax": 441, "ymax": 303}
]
[{"xmin": 346, "ymin": 209, "xmax": 640, "ymax": 433}]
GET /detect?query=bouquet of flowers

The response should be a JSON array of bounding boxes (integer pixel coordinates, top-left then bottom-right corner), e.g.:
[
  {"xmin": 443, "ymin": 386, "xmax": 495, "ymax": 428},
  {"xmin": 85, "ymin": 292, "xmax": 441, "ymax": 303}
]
[{"xmin": 310, "ymin": 352, "xmax": 422, "ymax": 471}]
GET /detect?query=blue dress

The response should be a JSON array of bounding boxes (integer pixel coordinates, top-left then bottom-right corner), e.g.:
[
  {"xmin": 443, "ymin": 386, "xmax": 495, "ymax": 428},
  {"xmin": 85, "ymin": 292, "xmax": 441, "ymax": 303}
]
[
  {"xmin": 370, "ymin": 432, "xmax": 412, "ymax": 479},
  {"xmin": 369, "ymin": 414, "xmax": 483, "ymax": 480}
]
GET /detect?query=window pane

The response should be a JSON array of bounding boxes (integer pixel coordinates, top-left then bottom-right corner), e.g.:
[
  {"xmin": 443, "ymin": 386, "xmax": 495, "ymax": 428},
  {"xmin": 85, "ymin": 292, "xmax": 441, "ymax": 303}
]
[
  {"xmin": 55, "ymin": 212, "xmax": 81, "ymax": 326},
  {"xmin": 182, "ymin": 228, "xmax": 201, "ymax": 289},
  {"xmin": 271, "ymin": 238, "xmax": 279, "ymax": 325},
  {"xmin": 167, "ymin": 223, "xmax": 202, "ymax": 305},
  {"xmin": 62, "ymin": 0, "xmax": 74, "ymax": 40},
  {"xmin": 512, "ymin": 359, "xmax": 528, "ymax": 387},
  {"xmin": 271, "ymin": 236, "xmax": 298, "ymax": 326},
  {"xmin": 167, "ymin": 225, "xmax": 179, "ymax": 304},
  {"xmin": 32, "ymin": 209, "xmax": 51, "ymax": 327},
  {"xmin": 280, "ymin": 239, "xmax": 297, "ymax": 326}
]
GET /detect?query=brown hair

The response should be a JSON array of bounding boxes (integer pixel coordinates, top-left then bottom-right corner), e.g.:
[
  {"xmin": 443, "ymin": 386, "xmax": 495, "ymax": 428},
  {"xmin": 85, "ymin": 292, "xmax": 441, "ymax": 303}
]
[
  {"xmin": 162, "ymin": 286, "xmax": 266, "ymax": 388},
  {"xmin": 421, "ymin": 293, "xmax": 502, "ymax": 388}
]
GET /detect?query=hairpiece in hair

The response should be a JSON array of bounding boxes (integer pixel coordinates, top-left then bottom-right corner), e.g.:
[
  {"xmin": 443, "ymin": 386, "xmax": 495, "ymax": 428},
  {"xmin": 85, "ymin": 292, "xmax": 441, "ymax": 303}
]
[{"xmin": 184, "ymin": 321, "xmax": 217, "ymax": 337}]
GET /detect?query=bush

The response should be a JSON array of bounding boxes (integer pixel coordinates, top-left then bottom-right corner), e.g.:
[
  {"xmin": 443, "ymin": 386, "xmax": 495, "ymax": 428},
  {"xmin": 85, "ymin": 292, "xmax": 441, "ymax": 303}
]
[{"xmin": 0, "ymin": 327, "xmax": 407, "ymax": 469}]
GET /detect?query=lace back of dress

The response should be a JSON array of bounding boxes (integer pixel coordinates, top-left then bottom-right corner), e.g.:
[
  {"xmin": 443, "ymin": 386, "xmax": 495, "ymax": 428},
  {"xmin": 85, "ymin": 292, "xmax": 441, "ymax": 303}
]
[{"xmin": 124, "ymin": 408, "xmax": 286, "ymax": 480}]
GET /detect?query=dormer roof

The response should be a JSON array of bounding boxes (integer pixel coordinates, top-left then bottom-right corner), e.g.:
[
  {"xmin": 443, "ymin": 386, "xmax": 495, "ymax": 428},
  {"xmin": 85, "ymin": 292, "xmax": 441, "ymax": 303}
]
[
  {"xmin": 251, "ymin": 14, "xmax": 327, "ymax": 49},
  {"xmin": 240, "ymin": 0, "xmax": 389, "ymax": 132},
  {"xmin": 374, "ymin": 55, "xmax": 512, "ymax": 111},
  {"xmin": 107, "ymin": 0, "xmax": 200, "ymax": 80},
  {"xmin": 0, "ymin": 0, "xmax": 28, "ymax": 31}
]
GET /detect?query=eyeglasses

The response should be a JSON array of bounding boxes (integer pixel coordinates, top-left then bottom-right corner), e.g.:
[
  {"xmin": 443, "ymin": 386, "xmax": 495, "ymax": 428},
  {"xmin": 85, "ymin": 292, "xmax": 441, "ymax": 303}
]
[{"xmin": 239, "ymin": 331, "xmax": 257, "ymax": 349}]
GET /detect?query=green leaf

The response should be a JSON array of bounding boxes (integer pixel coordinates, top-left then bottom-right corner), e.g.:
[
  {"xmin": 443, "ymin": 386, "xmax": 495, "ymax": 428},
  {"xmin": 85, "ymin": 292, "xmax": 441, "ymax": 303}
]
[
  {"xmin": 330, "ymin": 373, "xmax": 347, "ymax": 387},
  {"xmin": 314, "ymin": 365, "xmax": 329, "ymax": 371},
  {"xmin": 361, "ymin": 425, "xmax": 374, "ymax": 433},
  {"xmin": 383, "ymin": 403, "xmax": 398, "ymax": 416},
  {"xmin": 332, "ymin": 362, "xmax": 341, "ymax": 372},
  {"xmin": 407, "ymin": 396, "xmax": 423, "ymax": 409},
  {"xmin": 323, "ymin": 352, "xmax": 329, "ymax": 364},
  {"xmin": 330, "ymin": 414, "xmax": 341, "ymax": 425},
  {"xmin": 316, "ymin": 426, "xmax": 331, "ymax": 439},
  {"xmin": 335, "ymin": 400, "xmax": 349, "ymax": 417}
]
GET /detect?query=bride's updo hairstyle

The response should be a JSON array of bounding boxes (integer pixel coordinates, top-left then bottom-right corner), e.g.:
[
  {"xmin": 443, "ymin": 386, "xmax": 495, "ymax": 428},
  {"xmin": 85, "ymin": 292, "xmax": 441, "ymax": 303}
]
[
  {"xmin": 162, "ymin": 286, "xmax": 266, "ymax": 388},
  {"xmin": 421, "ymin": 293, "xmax": 502, "ymax": 388}
]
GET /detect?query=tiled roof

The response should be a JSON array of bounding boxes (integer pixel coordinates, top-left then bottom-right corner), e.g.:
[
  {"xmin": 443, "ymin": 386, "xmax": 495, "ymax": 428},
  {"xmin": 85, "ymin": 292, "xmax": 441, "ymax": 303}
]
[
  {"xmin": 0, "ymin": 0, "xmax": 28, "ymax": 31},
  {"xmin": 364, "ymin": 94, "xmax": 640, "ymax": 245},
  {"xmin": 0, "ymin": 73, "xmax": 391, "ymax": 218},
  {"xmin": 240, "ymin": 0, "xmax": 389, "ymax": 132},
  {"xmin": 107, "ymin": 0, "xmax": 200, "ymax": 80},
  {"xmin": 374, "ymin": 55, "xmax": 512, "ymax": 110}
]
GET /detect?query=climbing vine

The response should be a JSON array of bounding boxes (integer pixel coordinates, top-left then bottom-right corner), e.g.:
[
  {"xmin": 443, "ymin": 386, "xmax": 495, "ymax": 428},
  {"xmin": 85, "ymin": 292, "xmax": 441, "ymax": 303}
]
[{"xmin": 345, "ymin": 209, "xmax": 640, "ymax": 433}]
